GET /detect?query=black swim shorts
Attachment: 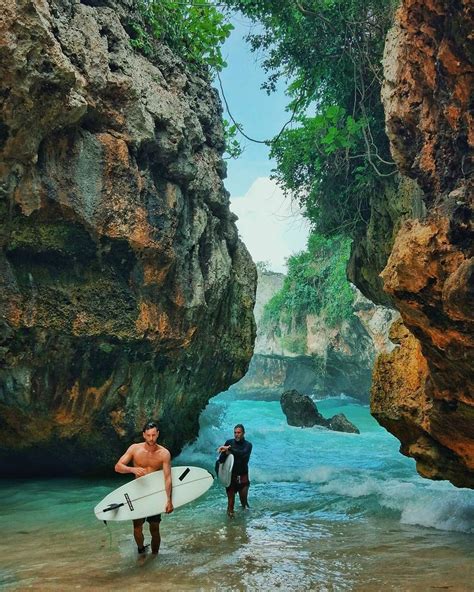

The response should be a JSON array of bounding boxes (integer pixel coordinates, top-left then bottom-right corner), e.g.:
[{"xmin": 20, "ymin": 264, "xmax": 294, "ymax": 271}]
[
  {"xmin": 133, "ymin": 514, "xmax": 161, "ymax": 524},
  {"xmin": 146, "ymin": 514, "xmax": 161, "ymax": 523}
]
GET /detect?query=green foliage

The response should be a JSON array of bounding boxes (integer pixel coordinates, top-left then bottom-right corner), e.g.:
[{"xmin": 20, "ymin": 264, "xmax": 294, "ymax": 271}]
[
  {"xmin": 129, "ymin": 1, "xmax": 233, "ymax": 72},
  {"xmin": 221, "ymin": 0, "xmax": 398, "ymax": 235},
  {"xmin": 261, "ymin": 232, "xmax": 354, "ymax": 330},
  {"xmin": 262, "ymin": 289, "xmax": 288, "ymax": 326},
  {"xmin": 270, "ymin": 106, "xmax": 377, "ymax": 234},
  {"xmin": 281, "ymin": 333, "xmax": 307, "ymax": 355},
  {"xmin": 223, "ymin": 119, "xmax": 244, "ymax": 159}
]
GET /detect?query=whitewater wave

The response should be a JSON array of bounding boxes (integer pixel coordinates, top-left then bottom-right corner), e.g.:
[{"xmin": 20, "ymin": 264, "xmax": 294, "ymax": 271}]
[
  {"xmin": 181, "ymin": 396, "xmax": 474, "ymax": 535},
  {"xmin": 318, "ymin": 474, "xmax": 474, "ymax": 534},
  {"xmin": 251, "ymin": 465, "xmax": 337, "ymax": 485},
  {"xmin": 248, "ymin": 466, "xmax": 474, "ymax": 534}
]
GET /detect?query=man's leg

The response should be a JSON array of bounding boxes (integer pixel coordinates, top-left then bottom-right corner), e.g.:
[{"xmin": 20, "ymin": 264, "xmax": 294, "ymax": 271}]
[
  {"xmin": 226, "ymin": 486, "xmax": 236, "ymax": 517},
  {"xmin": 149, "ymin": 522, "xmax": 161, "ymax": 554},
  {"xmin": 238, "ymin": 485, "xmax": 250, "ymax": 509},
  {"xmin": 147, "ymin": 514, "xmax": 162, "ymax": 555},
  {"xmin": 133, "ymin": 518, "xmax": 146, "ymax": 552}
]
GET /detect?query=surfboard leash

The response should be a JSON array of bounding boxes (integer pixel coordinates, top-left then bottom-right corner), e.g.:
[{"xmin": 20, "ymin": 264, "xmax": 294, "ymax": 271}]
[{"xmin": 102, "ymin": 519, "xmax": 114, "ymax": 551}]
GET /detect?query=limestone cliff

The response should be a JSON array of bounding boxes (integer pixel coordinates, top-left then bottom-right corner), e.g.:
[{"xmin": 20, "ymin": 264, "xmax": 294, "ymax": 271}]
[
  {"xmin": 230, "ymin": 270, "xmax": 396, "ymax": 402},
  {"xmin": 348, "ymin": 175, "xmax": 425, "ymax": 306},
  {"xmin": 0, "ymin": 0, "xmax": 256, "ymax": 475},
  {"xmin": 372, "ymin": 0, "xmax": 473, "ymax": 488}
]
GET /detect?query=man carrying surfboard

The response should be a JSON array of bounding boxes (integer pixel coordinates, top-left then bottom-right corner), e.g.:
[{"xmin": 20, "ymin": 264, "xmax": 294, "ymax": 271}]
[
  {"xmin": 217, "ymin": 424, "xmax": 252, "ymax": 518},
  {"xmin": 115, "ymin": 420, "xmax": 174, "ymax": 555}
]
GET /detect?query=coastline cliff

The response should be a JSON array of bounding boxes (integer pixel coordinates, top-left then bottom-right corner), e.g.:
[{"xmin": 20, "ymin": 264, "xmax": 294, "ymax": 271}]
[
  {"xmin": 230, "ymin": 269, "xmax": 397, "ymax": 402},
  {"xmin": 370, "ymin": 0, "xmax": 473, "ymax": 488},
  {"xmin": 0, "ymin": 0, "xmax": 256, "ymax": 475}
]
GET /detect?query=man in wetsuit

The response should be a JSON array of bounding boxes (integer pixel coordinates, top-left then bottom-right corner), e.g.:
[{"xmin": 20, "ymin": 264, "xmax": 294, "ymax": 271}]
[
  {"xmin": 115, "ymin": 421, "xmax": 173, "ymax": 555},
  {"xmin": 218, "ymin": 423, "xmax": 252, "ymax": 517}
]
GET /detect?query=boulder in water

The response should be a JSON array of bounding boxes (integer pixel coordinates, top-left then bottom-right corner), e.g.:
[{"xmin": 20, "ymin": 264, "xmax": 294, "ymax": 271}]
[
  {"xmin": 328, "ymin": 413, "xmax": 360, "ymax": 434},
  {"xmin": 280, "ymin": 389, "xmax": 328, "ymax": 428},
  {"xmin": 280, "ymin": 389, "xmax": 360, "ymax": 434}
]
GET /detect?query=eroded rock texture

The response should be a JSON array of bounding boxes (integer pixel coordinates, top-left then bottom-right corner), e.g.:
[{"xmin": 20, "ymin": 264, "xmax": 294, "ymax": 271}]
[
  {"xmin": 373, "ymin": 0, "xmax": 474, "ymax": 487},
  {"xmin": 231, "ymin": 271, "xmax": 397, "ymax": 402},
  {"xmin": 0, "ymin": 0, "xmax": 256, "ymax": 475}
]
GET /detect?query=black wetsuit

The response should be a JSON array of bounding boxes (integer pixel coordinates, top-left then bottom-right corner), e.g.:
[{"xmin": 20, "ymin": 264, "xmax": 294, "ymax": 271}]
[
  {"xmin": 218, "ymin": 438, "xmax": 253, "ymax": 513},
  {"xmin": 218, "ymin": 437, "xmax": 252, "ymax": 480}
]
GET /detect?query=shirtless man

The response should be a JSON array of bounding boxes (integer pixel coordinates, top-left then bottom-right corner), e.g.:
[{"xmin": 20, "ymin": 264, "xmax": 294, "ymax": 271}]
[{"xmin": 115, "ymin": 421, "xmax": 174, "ymax": 555}]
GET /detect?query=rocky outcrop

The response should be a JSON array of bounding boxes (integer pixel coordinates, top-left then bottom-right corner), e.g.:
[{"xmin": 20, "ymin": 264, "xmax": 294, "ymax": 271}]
[
  {"xmin": 328, "ymin": 414, "xmax": 360, "ymax": 434},
  {"xmin": 252, "ymin": 270, "xmax": 284, "ymax": 323},
  {"xmin": 352, "ymin": 290, "xmax": 399, "ymax": 355},
  {"xmin": 372, "ymin": 0, "xmax": 474, "ymax": 488},
  {"xmin": 280, "ymin": 389, "xmax": 359, "ymax": 433},
  {"xmin": 230, "ymin": 271, "xmax": 396, "ymax": 401},
  {"xmin": 280, "ymin": 389, "xmax": 326, "ymax": 427},
  {"xmin": 0, "ymin": 0, "xmax": 256, "ymax": 475},
  {"xmin": 348, "ymin": 175, "xmax": 425, "ymax": 307}
]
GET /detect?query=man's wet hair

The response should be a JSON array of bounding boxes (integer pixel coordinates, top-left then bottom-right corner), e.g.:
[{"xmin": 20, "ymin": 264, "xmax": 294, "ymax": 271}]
[
  {"xmin": 234, "ymin": 423, "xmax": 245, "ymax": 433},
  {"xmin": 143, "ymin": 420, "xmax": 158, "ymax": 432}
]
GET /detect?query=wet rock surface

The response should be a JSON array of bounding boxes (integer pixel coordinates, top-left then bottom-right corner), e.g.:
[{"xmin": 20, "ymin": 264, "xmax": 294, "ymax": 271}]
[
  {"xmin": 280, "ymin": 389, "xmax": 327, "ymax": 428},
  {"xmin": 327, "ymin": 414, "xmax": 360, "ymax": 434}
]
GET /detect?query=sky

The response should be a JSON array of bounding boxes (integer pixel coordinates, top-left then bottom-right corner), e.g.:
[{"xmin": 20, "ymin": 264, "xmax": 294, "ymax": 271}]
[
  {"xmin": 215, "ymin": 15, "xmax": 309, "ymax": 272},
  {"xmin": 230, "ymin": 178, "xmax": 309, "ymax": 273}
]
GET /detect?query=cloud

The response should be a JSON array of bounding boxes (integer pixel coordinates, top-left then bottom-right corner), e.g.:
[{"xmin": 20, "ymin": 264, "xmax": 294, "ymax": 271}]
[{"xmin": 230, "ymin": 178, "xmax": 309, "ymax": 274}]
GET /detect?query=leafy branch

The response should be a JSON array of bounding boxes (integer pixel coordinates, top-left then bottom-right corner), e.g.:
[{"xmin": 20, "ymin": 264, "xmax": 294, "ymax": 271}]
[{"xmin": 129, "ymin": 0, "xmax": 234, "ymax": 72}]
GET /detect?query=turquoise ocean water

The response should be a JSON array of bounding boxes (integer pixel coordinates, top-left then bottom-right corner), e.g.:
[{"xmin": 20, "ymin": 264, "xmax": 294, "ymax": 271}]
[{"xmin": 1, "ymin": 394, "xmax": 473, "ymax": 591}]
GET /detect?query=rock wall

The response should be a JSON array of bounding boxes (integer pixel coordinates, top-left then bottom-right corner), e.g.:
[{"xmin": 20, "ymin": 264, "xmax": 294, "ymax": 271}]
[
  {"xmin": 348, "ymin": 175, "xmax": 425, "ymax": 306},
  {"xmin": 372, "ymin": 0, "xmax": 474, "ymax": 488},
  {"xmin": 0, "ymin": 0, "xmax": 256, "ymax": 475},
  {"xmin": 230, "ymin": 270, "xmax": 396, "ymax": 402}
]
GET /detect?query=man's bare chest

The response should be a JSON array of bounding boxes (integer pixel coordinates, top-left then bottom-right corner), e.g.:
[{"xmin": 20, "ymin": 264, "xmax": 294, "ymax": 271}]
[{"xmin": 133, "ymin": 447, "xmax": 164, "ymax": 469}]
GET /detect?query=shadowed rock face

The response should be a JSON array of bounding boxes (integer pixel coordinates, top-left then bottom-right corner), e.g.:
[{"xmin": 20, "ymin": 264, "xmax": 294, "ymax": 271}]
[
  {"xmin": 281, "ymin": 390, "xmax": 326, "ymax": 428},
  {"xmin": 373, "ymin": 0, "xmax": 474, "ymax": 488},
  {"xmin": 0, "ymin": 0, "xmax": 256, "ymax": 475}
]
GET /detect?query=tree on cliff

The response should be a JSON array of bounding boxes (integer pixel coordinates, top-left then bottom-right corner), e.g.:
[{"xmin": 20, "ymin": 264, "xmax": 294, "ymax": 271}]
[
  {"xmin": 262, "ymin": 232, "xmax": 354, "ymax": 337},
  {"xmin": 221, "ymin": 0, "xmax": 399, "ymax": 235}
]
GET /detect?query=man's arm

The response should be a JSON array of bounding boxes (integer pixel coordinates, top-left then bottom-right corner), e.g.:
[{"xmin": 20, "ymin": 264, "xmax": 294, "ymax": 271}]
[
  {"xmin": 114, "ymin": 445, "xmax": 146, "ymax": 477},
  {"xmin": 217, "ymin": 439, "xmax": 232, "ymax": 458},
  {"xmin": 162, "ymin": 451, "xmax": 174, "ymax": 514}
]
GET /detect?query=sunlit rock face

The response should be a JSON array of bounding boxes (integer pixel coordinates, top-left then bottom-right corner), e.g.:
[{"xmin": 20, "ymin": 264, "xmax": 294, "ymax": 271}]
[
  {"xmin": 0, "ymin": 0, "xmax": 256, "ymax": 475},
  {"xmin": 230, "ymin": 271, "xmax": 396, "ymax": 402},
  {"xmin": 347, "ymin": 175, "xmax": 425, "ymax": 307},
  {"xmin": 373, "ymin": 0, "xmax": 474, "ymax": 488}
]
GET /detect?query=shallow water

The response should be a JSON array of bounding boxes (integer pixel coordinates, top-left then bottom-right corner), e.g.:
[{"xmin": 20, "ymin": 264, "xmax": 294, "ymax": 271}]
[{"xmin": 1, "ymin": 395, "xmax": 473, "ymax": 591}]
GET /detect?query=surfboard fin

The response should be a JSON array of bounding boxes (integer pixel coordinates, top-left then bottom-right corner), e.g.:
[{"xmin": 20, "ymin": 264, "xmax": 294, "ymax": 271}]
[{"xmin": 103, "ymin": 502, "xmax": 125, "ymax": 512}]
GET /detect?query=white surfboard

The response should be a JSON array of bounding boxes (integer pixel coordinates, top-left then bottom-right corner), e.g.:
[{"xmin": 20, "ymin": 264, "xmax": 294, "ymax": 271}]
[
  {"xmin": 218, "ymin": 454, "xmax": 234, "ymax": 487},
  {"xmin": 94, "ymin": 466, "xmax": 213, "ymax": 522}
]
